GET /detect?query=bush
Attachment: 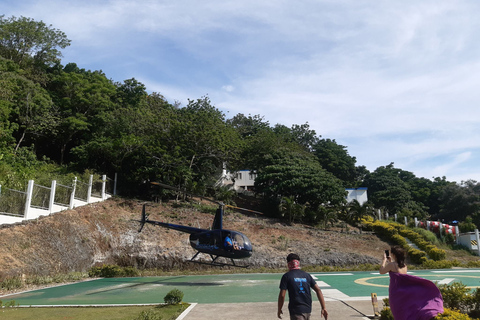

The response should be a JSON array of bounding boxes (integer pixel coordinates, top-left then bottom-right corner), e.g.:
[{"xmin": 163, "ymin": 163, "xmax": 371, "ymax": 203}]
[
  {"xmin": 0, "ymin": 300, "xmax": 18, "ymax": 308},
  {"xmin": 434, "ymin": 308, "xmax": 473, "ymax": 319},
  {"xmin": 122, "ymin": 266, "xmax": 140, "ymax": 277},
  {"xmin": 0, "ymin": 276, "xmax": 23, "ymax": 291},
  {"xmin": 88, "ymin": 264, "xmax": 123, "ymax": 278},
  {"xmin": 421, "ymin": 259, "xmax": 461, "ymax": 269},
  {"xmin": 363, "ymin": 219, "xmax": 447, "ymax": 265},
  {"xmin": 407, "ymin": 247, "xmax": 427, "ymax": 264},
  {"xmin": 164, "ymin": 289, "xmax": 184, "ymax": 305},
  {"xmin": 379, "ymin": 298, "xmax": 394, "ymax": 320},
  {"xmin": 133, "ymin": 309, "xmax": 163, "ymax": 320},
  {"xmin": 88, "ymin": 264, "xmax": 141, "ymax": 278},
  {"xmin": 439, "ymin": 282, "xmax": 471, "ymax": 313}
]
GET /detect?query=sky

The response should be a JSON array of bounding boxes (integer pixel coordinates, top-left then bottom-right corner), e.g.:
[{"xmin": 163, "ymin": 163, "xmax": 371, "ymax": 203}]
[{"xmin": 3, "ymin": 0, "xmax": 480, "ymax": 184}]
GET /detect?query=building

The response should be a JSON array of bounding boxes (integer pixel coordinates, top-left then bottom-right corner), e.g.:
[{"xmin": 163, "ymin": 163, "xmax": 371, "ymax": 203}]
[
  {"xmin": 345, "ymin": 187, "xmax": 368, "ymax": 204},
  {"xmin": 219, "ymin": 169, "xmax": 256, "ymax": 193}
]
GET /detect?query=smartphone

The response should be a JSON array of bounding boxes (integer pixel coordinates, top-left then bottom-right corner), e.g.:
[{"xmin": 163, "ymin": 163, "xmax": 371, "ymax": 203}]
[{"xmin": 385, "ymin": 249, "xmax": 390, "ymax": 257}]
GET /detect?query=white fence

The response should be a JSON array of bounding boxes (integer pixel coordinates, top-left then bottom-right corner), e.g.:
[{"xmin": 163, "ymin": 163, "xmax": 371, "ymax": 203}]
[{"xmin": 0, "ymin": 174, "xmax": 116, "ymax": 226}]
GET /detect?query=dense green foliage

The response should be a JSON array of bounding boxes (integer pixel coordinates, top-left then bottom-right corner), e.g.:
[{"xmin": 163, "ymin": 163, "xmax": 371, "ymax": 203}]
[{"xmin": 3, "ymin": 15, "xmax": 480, "ymax": 228}]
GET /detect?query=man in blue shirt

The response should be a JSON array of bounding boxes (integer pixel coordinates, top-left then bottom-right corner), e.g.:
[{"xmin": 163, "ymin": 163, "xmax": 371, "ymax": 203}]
[{"xmin": 278, "ymin": 253, "xmax": 328, "ymax": 319}]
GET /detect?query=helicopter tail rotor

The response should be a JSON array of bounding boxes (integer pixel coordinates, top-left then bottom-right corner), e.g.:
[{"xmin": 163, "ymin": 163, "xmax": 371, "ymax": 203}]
[{"xmin": 138, "ymin": 204, "xmax": 148, "ymax": 232}]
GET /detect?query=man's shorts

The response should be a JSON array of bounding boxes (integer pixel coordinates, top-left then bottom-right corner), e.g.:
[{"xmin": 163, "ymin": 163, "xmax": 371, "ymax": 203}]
[{"xmin": 290, "ymin": 313, "xmax": 311, "ymax": 320}]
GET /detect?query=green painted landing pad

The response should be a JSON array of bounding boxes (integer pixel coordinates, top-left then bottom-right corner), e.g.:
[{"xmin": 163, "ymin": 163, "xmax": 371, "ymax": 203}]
[{"xmin": 4, "ymin": 269, "xmax": 480, "ymax": 306}]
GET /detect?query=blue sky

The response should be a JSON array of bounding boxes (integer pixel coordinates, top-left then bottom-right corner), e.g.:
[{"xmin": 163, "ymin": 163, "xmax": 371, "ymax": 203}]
[{"xmin": 4, "ymin": 0, "xmax": 480, "ymax": 184}]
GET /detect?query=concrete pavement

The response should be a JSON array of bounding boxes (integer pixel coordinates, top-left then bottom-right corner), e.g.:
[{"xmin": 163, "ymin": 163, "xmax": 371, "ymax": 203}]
[{"xmin": 178, "ymin": 300, "xmax": 382, "ymax": 319}]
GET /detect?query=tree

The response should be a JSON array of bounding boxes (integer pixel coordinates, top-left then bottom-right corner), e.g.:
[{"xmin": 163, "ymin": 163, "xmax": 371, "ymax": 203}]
[
  {"xmin": 255, "ymin": 148, "xmax": 346, "ymax": 213},
  {"xmin": 0, "ymin": 58, "xmax": 55, "ymax": 151},
  {"xmin": 173, "ymin": 96, "xmax": 241, "ymax": 190},
  {"xmin": 272, "ymin": 122, "xmax": 319, "ymax": 152},
  {"xmin": 279, "ymin": 196, "xmax": 305, "ymax": 225},
  {"xmin": 290, "ymin": 123, "xmax": 319, "ymax": 151},
  {"xmin": 0, "ymin": 15, "xmax": 71, "ymax": 68},
  {"xmin": 313, "ymin": 138, "xmax": 357, "ymax": 186},
  {"xmin": 438, "ymin": 180, "xmax": 480, "ymax": 223},
  {"xmin": 227, "ymin": 113, "xmax": 270, "ymax": 138},
  {"xmin": 347, "ymin": 199, "xmax": 376, "ymax": 226},
  {"xmin": 363, "ymin": 163, "xmax": 428, "ymax": 219},
  {"xmin": 47, "ymin": 65, "xmax": 117, "ymax": 163},
  {"xmin": 115, "ymin": 77, "xmax": 147, "ymax": 108}
]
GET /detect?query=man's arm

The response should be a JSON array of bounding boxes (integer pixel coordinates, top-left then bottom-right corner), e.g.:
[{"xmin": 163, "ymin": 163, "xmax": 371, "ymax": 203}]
[
  {"xmin": 277, "ymin": 289, "xmax": 286, "ymax": 319},
  {"xmin": 313, "ymin": 284, "xmax": 328, "ymax": 319}
]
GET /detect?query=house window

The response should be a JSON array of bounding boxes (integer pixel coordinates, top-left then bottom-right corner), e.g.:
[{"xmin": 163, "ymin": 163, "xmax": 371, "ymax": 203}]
[
  {"xmin": 249, "ymin": 173, "xmax": 256, "ymax": 180},
  {"xmin": 236, "ymin": 172, "xmax": 242, "ymax": 180}
]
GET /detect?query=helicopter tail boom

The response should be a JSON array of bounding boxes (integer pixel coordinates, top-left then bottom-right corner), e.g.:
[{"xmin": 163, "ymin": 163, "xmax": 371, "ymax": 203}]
[{"xmin": 137, "ymin": 204, "xmax": 205, "ymax": 234}]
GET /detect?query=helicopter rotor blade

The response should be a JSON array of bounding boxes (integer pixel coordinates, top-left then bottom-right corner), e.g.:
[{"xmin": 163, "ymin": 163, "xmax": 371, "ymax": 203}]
[
  {"xmin": 150, "ymin": 182, "xmax": 220, "ymax": 205},
  {"xmin": 224, "ymin": 204, "xmax": 263, "ymax": 215},
  {"xmin": 150, "ymin": 182, "xmax": 263, "ymax": 215}
]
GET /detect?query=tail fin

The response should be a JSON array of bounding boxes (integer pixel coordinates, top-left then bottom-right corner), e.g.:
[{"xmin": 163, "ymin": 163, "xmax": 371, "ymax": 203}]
[
  {"xmin": 138, "ymin": 204, "xmax": 148, "ymax": 232},
  {"xmin": 211, "ymin": 204, "xmax": 223, "ymax": 230}
]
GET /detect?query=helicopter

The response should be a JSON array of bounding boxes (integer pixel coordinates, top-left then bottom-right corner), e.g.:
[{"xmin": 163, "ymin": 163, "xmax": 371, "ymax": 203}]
[{"xmin": 137, "ymin": 182, "xmax": 259, "ymax": 267}]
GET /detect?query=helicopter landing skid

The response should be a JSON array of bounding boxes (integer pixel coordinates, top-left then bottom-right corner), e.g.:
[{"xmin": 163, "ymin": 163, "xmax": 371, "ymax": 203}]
[{"xmin": 188, "ymin": 252, "xmax": 249, "ymax": 268}]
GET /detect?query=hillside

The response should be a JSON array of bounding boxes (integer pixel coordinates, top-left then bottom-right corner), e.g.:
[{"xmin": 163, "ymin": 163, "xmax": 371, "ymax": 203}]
[{"xmin": 0, "ymin": 197, "xmax": 476, "ymax": 282}]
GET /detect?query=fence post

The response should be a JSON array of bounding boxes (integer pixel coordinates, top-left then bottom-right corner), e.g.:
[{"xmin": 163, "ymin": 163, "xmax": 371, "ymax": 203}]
[
  {"xmin": 49, "ymin": 180, "xmax": 56, "ymax": 213},
  {"xmin": 87, "ymin": 175, "xmax": 93, "ymax": 203},
  {"xmin": 24, "ymin": 180, "xmax": 34, "ymax": 219},
  {"xmin": 113, "ymin": 172, "xmax": 117, "ymax": 196},
  {"xmin": 70, "ymin": 177, "xmax": 77, "ymax": 209},
  {"xmin": 455, "ymin": 226, "xmax": 460, "ymax": 244},
  {"xmin": 102, "ymin": 175, "xmax": 106, "ymax": 200}
]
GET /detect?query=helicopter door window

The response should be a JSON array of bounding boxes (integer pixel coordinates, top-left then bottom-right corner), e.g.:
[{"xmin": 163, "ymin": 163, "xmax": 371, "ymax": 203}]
[{"xmin": 224, "ymin": 233, "xmax": 236, "ymax": 251}]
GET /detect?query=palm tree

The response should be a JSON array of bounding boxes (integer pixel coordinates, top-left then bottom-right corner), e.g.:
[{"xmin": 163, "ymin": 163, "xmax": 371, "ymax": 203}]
[
  {"xmin": 347, "ymin": 200, "xmax": 376, "ymax": 232},
  {"xmin": 279, "ymin": 196, "xmax": 305, "ymax": 225}
]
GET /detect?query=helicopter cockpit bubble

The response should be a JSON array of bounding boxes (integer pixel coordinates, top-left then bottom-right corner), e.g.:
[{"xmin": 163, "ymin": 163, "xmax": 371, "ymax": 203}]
[{"xmin": 230, "ymin": 231, "xmax": 252, "ymax": 251}]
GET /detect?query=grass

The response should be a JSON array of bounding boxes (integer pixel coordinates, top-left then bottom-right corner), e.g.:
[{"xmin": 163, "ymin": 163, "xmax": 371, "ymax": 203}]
[{"xmin": 1, "ymin": 303, "xmax": 189, "ymax": 320}]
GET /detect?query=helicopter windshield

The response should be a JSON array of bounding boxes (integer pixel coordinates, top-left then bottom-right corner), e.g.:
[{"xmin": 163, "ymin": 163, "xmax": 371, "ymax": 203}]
[{"xmin": 232, "ymin": 232, "xmax": 252, "ymax": 251}]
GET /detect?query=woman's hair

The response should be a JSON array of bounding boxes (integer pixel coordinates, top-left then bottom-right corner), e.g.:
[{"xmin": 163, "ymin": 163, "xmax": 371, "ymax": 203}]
[{"xmin": 391, "ymin": 246, "xmax": 406, "ymax": 268}]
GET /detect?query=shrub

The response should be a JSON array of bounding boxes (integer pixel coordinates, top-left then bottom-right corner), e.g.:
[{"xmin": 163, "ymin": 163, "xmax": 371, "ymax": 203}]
[
  {"xmin": 88, "ymin": 264, "xmax": 123, "ymax": 278},
  {"xmin": 439, "ymin": 282, "xmax": 471, "ymax": 313},
  {"xmin": 421, "ymin": 259, "xmax": 461, "ymax": 269},
  {"xmin": 379, "ymin": 298, "xmax": 394, "ymax": 320},
  {"xmin": 0, "ymin": 276, "xmax": 23, "ymax": 291},
  {"xmin": 164, "ymin": 288, "xmax": 184, "ymax": 305},
  {"xmin": 0, "ymin": 300, "xmax": 18, "ymax": 308},
  {"xmin": 133, "ymin": 309, "xmax": 163, "ymax": 320},
  {"xmin": 407, "ymin": 247, "xmax": 427, "ymax": 264},
  {"xmin": 122, "ymin": 266, "xmax": 140, "ymax": 277},
  {"xmin": 429, "ymin": 247, "xmax": 447, "ymax": 261},
  {"xmin": 434, "ymin": 308, "xmax": 473, "ymax": 319},
  {"xmin": 364, "ymin": 219, "xmax": 447, "ymax": 265}
]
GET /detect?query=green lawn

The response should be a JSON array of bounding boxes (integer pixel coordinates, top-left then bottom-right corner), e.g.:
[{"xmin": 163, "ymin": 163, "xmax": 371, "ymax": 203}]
[{"xmin": 0, "ymin": 304, "xmax": 189, "ymax": 320}]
